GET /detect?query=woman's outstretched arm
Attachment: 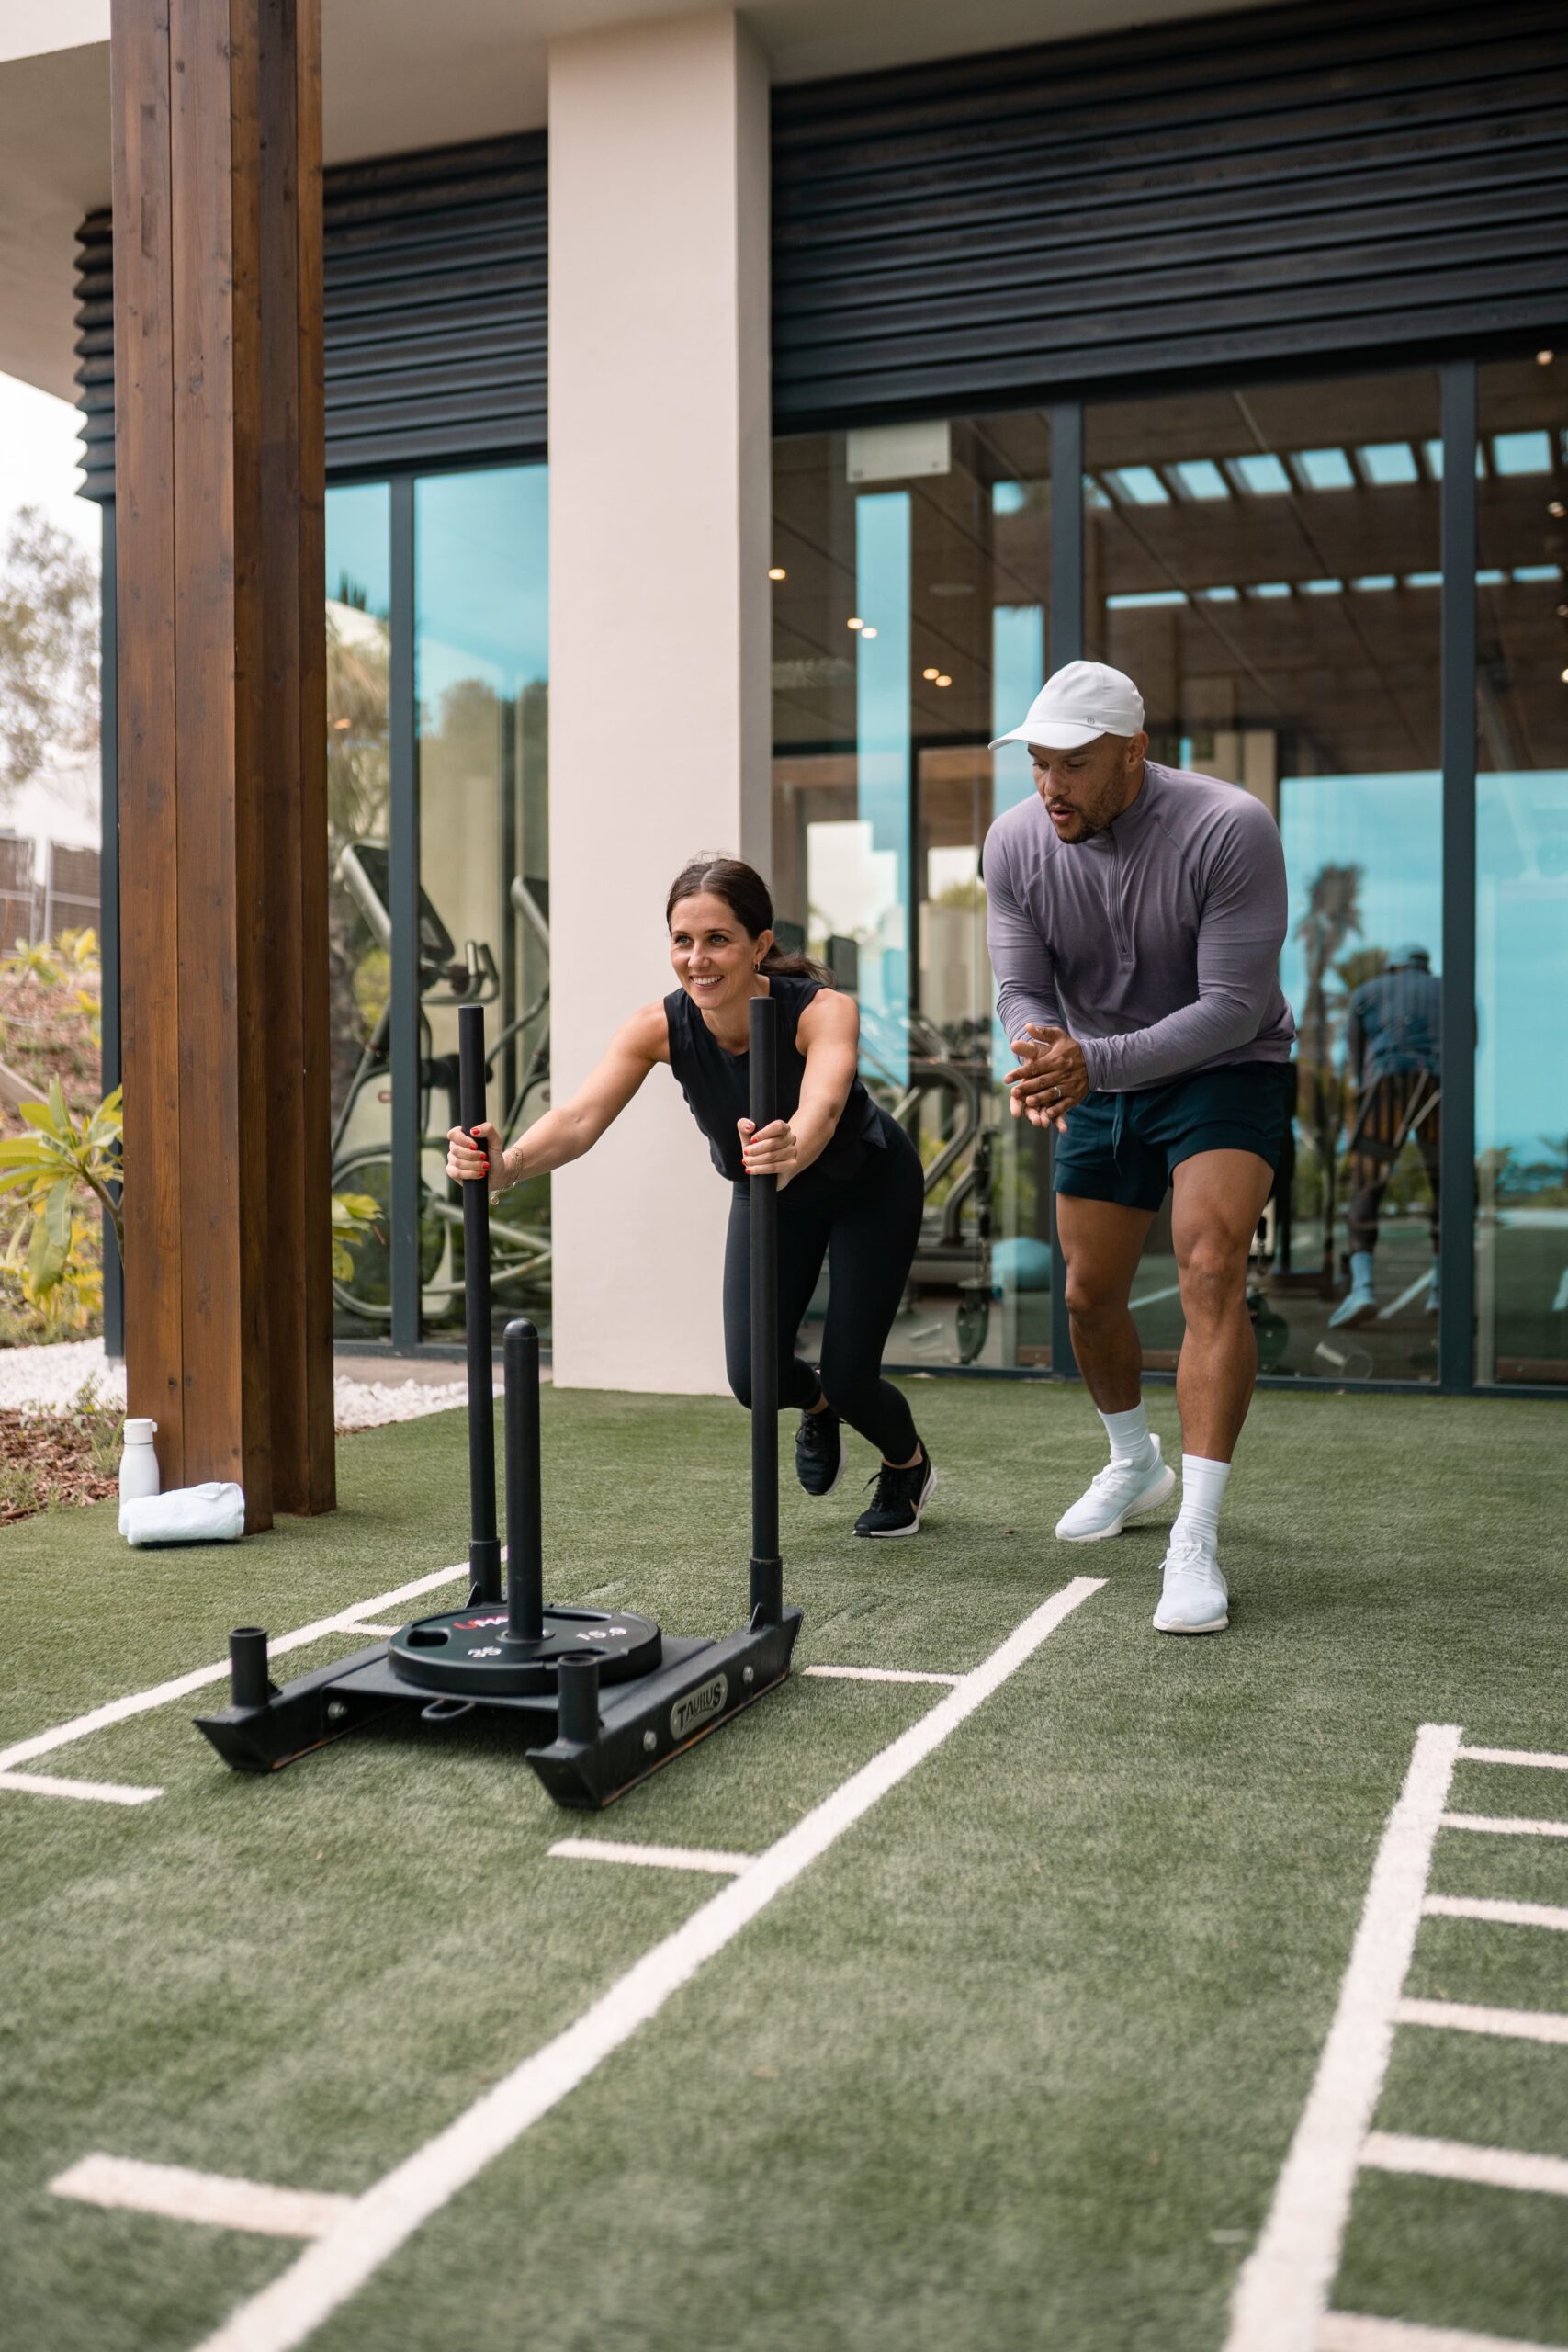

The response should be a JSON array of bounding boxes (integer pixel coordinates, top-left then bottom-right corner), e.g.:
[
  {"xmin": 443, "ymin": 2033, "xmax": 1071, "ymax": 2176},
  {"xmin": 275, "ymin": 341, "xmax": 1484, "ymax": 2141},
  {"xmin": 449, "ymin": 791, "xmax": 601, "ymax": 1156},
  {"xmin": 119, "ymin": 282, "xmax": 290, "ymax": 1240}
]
[{"xmin": 446, "ymin": 1001, "xmax": 668, "ymax": 1192}]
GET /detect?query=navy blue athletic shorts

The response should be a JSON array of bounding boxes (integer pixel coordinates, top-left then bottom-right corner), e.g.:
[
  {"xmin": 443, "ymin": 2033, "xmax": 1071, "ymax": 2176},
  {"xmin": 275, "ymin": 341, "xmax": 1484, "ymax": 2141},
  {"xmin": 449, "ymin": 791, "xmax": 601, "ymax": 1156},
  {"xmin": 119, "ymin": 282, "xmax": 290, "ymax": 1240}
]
[{"xmin": 1052, "ymin": 1060, "xmax": 1293, "ymax": 1213}]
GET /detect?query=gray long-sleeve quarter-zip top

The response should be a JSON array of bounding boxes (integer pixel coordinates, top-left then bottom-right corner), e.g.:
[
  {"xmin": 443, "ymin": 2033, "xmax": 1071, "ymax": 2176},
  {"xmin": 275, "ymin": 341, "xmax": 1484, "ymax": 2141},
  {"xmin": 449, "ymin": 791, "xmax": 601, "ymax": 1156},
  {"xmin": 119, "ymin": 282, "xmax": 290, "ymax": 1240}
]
[{"xmin": 983, "ymin": 758, "xmax": 1296, "ymax": 1093}]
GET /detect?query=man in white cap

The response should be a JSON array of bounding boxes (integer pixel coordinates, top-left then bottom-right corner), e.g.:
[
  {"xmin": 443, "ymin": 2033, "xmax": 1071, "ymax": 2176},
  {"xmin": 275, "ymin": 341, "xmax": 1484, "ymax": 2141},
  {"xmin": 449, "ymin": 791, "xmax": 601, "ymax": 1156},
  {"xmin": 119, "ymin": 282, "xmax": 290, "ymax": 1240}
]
[{"xmin": 985, "ymin": 661, "xmax": 1295, "ymax": 1634}]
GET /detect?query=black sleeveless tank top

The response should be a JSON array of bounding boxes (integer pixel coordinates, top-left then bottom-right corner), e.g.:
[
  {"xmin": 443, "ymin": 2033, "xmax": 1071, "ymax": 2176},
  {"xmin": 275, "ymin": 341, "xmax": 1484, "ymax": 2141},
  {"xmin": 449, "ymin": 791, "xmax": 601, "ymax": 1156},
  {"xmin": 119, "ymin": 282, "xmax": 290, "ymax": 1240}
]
[{"xmin": 664, "ymin": 973, "xmax": 887, "ymax": 1190}]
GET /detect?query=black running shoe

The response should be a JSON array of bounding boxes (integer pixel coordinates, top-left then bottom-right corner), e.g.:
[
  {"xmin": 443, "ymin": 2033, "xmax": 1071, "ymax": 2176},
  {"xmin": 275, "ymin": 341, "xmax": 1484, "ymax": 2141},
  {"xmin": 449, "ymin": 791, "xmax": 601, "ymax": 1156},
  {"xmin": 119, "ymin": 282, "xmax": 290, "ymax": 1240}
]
[
  {"xmin": 853, "ymin": 1444, "xmax": 935, "ymax": 1538},
  {"xmin": 795, "ymin": 1403, "xmax": 847, "ymax": 1498}
]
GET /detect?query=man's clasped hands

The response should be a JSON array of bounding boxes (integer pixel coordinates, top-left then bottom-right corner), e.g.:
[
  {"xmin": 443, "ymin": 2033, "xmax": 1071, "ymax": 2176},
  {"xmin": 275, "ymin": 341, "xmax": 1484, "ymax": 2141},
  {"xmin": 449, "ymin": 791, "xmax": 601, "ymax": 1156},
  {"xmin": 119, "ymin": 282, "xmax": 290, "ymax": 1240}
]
[{"xmin": 1004, "ymin": 1022, "xmax": 1090, "ymax": 1131}]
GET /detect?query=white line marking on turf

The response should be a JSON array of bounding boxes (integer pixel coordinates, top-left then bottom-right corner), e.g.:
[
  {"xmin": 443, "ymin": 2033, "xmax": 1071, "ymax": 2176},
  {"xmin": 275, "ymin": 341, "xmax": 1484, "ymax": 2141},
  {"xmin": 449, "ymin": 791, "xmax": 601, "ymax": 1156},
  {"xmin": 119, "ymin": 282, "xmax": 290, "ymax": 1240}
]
[
  {"xmin": 1425, "ymin": 1893, "xmax": 1568, "ymax": 1933},
  {"xmin": 1374, "ymin": 1272, "xmax": 1432, "ymax": 1321},
  {"xmin": 0, "ymin": 1770, "xmax": 164, "ymax": 1806},
  {"xmin": 548, "ymin": 1839, "xmax": 752, "ymax": 1877},
  {"xmin": 803, "ymin": 1665, "xmax": 963, "ymax": 1686},
  {"xmin": 335, "ymin": 1623, "xmax": 398, "ymax": 1639},
  {"xmin": 1395, "ymin": 1997, "xmax": 1568, "ymax": 2047},
  {"xmin": 1360, "ymin": 2131, "xmax": 1568, "ymax": 2199},
  {"xmin": 1322, "ymin": 2313, "xmax": 1568, "ymax": 2351},
  {"xmin": 0, "ymin": 1563, "xmax": 468, "ymax": 1778},
  {"xmin": 189, "ymin": 1575, "xmax": 1105, "ymax": 2352},
  {"xmin": 1441, "ymin": 1813, "xmax": 1568, "ymax": 1840},
  {"xmin": 1457, "ymin": 1746, "xmax": 1568, "ymax": 1772},
  {"xmin": 1224, "ymin": 1722, "xmax": 1463, "ymax": 2352},
  {"xmin": 50, "ymin": 2155, "xmax": 352, "ymax": 2240}
]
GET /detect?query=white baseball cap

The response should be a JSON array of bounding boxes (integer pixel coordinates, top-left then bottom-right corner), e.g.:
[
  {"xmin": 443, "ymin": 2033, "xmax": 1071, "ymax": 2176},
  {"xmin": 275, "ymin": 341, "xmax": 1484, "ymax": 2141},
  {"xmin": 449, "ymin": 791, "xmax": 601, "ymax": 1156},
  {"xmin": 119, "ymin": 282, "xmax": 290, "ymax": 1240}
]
[{"xmin": 988, "ymin": 659, "xmax": 1145, "ymax": 752}]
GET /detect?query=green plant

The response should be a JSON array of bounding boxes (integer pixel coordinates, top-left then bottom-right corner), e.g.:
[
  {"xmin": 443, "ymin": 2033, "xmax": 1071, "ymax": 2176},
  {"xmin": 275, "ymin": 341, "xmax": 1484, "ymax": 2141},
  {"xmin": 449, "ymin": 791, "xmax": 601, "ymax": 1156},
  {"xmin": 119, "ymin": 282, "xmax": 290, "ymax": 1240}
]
[
  {"xmin": 63, "ymin": 1375, "xmax": 123, "ymax": 1476},
  {"xmin": 1, "ymin": 1213, "xmax": 103, "ymax": 1339},
  {"xmin": 331, "ymin": 1191, "xmax": 381, "ymax": 1281},
  {"xmin": 0, "ymin": 1461, "xmax": 42, "ymax": 1516},
  {"xmin": 0, "ymin": 1078, "xmax": 123, "ymax": 1303},
  {"xmin": 0, "ymin": 939, "xmax": 65, "ymax": 988}
]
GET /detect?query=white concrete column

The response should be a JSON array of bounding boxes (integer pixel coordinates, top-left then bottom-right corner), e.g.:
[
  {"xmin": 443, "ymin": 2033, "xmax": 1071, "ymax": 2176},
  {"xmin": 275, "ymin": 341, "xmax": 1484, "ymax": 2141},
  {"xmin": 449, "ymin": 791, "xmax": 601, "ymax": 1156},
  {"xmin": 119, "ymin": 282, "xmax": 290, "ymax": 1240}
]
[{"xmin": 547, "ymin": 7, "xmax": 771, "ymax": 1393}]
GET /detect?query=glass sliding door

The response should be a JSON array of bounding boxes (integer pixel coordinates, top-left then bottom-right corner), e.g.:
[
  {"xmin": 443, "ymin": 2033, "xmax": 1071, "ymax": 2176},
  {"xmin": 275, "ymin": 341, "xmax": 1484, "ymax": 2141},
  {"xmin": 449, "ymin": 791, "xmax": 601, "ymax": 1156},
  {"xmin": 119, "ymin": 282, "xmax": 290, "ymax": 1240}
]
[
  {"xmin": 771, "ymin": 415, "xmax": 1054, "ymax": 1369},
  {"xmin": 416, "ymin": 465, "xmax": 551, "ymax": 1340},
  {"xmin": 322, "ymin": 464, "xmax": 550, "ymax": 1349},
  {"xmin": 1084, "ymin": 370, "xmax": 1443, "ymax": 1383},
  {"xmin": 324, "ymin": 482, "xmax": 394, "ymax": 1336},
  {"xmin": 1474, "ymin": 351, "xmax": 1568, "ymax": 1385}
]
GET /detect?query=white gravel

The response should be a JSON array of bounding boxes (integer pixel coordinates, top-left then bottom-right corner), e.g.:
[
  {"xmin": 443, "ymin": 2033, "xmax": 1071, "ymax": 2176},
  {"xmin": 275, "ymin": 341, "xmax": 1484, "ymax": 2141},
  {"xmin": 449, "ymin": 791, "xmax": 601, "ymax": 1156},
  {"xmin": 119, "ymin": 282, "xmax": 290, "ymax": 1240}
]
[{"xmin": 0, "ymin": 1339, "xmax": 486, "ymax": 1430}]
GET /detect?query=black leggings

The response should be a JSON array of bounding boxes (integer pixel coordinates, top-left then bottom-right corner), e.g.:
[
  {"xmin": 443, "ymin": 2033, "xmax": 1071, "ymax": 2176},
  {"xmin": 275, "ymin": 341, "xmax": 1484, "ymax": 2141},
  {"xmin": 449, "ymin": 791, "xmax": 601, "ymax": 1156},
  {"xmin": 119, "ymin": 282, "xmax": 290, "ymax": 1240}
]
[{"xmin": 722, "ymin": 1119, "xmax": 924, "ymax": 1463}]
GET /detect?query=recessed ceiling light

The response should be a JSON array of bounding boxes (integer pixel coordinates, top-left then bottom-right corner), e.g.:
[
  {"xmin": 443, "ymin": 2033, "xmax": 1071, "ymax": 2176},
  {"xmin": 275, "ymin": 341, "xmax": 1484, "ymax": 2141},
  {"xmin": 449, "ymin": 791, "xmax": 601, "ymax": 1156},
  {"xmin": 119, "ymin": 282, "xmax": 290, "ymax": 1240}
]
[
  {"xmin": 861, "ymin": 626, "xmax": 878, "ymax": 639},
  {"xmin": 921, "ymin": 666, "xmax": 941, "ymax": 681},
  {"xmin": 1551, "ymin": 502, "xmax": 1567, "ymax": 519},
  {"xmin": 1538, "ymin": 350, "xmax": 1555, "ymax": 366},
  {"xmin": 935, "ymin": 673, "xmax": 953, "ymax": 688},
  {"xmin": 847, "ymin": 616, "xmax": 863, "ymax": 630},
  {"xmin": 767, "ymin": 566, "xmax": 786, "ymax": 581}
]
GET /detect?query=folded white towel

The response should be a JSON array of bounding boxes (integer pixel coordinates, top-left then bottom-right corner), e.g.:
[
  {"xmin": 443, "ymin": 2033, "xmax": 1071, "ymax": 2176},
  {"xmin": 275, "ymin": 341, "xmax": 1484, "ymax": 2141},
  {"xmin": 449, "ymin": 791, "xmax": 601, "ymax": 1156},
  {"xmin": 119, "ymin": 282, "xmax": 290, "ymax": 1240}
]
[{"xmin": 120, "ymin": 1482, "xmax": 246, "ymax": 1546}]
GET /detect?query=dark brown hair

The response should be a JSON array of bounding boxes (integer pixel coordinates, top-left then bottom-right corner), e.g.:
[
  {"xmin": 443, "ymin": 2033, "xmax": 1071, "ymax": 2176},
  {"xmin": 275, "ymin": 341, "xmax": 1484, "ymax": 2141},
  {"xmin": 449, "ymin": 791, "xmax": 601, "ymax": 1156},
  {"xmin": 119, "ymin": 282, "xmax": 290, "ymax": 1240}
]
[{"xmin": 664, "ymin": 854, "xmax": 832, "ymax": 984}]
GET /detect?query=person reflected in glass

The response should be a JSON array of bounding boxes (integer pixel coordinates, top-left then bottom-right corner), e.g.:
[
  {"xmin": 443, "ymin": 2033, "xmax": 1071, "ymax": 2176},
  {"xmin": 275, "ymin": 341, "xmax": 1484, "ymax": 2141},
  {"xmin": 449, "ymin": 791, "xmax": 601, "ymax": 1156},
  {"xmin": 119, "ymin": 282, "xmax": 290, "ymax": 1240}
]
[
  {"xmin": 446, "ymin": 856, "xmax": 934, "ymax": 1537},
  {"xmin": 986, "ymin": 661, "xmax": 1295, "ymax": 1636},
  {"xmin": 1329, "ymin": 945, "xmax": 1441, "ymax": 1329}
]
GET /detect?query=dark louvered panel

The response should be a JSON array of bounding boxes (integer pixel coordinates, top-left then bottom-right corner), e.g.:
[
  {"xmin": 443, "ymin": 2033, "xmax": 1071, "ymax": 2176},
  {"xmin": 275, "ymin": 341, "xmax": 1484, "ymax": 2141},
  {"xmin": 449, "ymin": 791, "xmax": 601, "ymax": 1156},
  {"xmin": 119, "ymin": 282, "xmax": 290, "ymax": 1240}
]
[
  {"xmin": 73, "ymin": 209, "xmax": 114, "ymax": 503},
  {"xmin": 772, "ymin": 0, "xmax": 1568, "ymax": 427},
  {"xmin": 74, "ymin": 0, "xmax": 1568, "ymax": 484},
  {"xmin": 73, "ymin": 130, "xmax": 547, "ymax": 501}
]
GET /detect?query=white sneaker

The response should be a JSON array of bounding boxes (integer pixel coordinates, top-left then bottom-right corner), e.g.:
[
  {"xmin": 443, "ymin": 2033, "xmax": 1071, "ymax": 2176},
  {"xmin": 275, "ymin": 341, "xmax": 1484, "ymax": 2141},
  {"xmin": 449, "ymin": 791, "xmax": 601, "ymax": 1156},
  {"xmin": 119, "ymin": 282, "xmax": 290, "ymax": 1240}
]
[
  {"xmin": 1328, "ymin": 1283, "xmax": 1376, "ymax": 1329},
  {"xmin": 1055, "ymin": 1438, "xmax": 1177, "ymax": 1544},
  {"xmin": 1152, "ymin": 1534, "xmax": 1229, "ymax": 1634}
]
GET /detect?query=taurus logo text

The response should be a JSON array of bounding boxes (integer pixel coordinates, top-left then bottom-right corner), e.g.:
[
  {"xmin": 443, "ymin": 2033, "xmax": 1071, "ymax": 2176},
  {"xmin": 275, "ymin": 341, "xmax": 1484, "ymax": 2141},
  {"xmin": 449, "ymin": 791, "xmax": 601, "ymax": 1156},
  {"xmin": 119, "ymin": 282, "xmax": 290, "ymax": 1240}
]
[{"xmin": 670, "ymin": 1675, "xmax": 728, "ymax": 1743}]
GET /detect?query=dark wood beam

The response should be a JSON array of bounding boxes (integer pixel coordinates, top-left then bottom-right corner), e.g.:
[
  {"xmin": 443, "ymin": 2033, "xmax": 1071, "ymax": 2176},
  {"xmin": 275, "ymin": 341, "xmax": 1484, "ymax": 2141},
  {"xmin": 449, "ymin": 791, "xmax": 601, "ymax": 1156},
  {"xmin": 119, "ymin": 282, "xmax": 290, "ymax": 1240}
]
[{"xmin": 111, "ymin": 0, "xmax": 333, "ymax": 1527}]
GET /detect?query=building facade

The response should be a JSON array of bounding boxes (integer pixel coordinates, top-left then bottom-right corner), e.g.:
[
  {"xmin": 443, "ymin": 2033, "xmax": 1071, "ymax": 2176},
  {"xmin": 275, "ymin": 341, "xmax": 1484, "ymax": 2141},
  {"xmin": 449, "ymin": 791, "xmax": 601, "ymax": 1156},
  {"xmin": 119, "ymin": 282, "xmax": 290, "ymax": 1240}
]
[{"xmin": 4, "ymin": 0, "xmax": 1565, "ymax": 1396}]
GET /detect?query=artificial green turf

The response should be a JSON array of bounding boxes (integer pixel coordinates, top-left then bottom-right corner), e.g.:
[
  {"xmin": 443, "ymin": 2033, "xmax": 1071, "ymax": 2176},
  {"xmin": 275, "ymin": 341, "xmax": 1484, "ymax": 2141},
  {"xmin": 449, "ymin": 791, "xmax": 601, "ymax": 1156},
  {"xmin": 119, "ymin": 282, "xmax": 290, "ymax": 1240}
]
[{"xmin": 2, "ymin": 1381, "xmax": 1566, "ymax": 2351}]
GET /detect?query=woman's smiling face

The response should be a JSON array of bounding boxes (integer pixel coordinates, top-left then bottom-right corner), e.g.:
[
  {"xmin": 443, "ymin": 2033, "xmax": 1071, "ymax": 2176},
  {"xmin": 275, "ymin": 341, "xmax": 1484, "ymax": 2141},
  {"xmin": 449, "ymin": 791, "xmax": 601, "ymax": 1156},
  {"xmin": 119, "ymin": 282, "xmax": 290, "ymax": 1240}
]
[{"xmin": 668, "ymin": 891, "xmax": 771, "ymax": 1012}]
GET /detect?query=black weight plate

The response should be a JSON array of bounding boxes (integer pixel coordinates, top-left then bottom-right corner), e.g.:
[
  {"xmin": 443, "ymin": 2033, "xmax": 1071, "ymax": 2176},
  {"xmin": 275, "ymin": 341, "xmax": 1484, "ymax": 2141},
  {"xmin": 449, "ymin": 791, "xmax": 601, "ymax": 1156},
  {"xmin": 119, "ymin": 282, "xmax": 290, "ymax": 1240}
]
[{"xmin": 389, "ymin": 1604, "xmax": 662, "ymax": 1699}]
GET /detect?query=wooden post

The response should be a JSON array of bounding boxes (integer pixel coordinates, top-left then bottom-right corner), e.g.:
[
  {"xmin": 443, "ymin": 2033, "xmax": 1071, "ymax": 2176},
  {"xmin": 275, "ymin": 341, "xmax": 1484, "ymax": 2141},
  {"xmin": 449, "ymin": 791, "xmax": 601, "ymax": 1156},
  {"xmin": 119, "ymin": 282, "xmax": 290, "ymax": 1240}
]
[{"xmin": 110, "ymin": 0, "xmax": 333, "ymax": 1526}]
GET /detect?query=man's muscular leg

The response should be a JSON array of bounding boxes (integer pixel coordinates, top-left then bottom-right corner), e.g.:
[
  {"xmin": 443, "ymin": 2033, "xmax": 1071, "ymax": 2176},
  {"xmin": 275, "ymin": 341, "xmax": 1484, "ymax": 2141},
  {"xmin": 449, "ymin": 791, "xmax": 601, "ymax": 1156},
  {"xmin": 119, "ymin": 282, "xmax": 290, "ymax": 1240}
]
[
  {"xmin": 1053, "ymin": 1195, "xmax": 1178, "ymax": 1544},
  {"xmin": 1169, "ymin": 1148, "xmax": 1274, "ymax": 1460},
  {"xmin": 1056, "ymin": 1194, "xmax": 1153, "ymax": 1408},
  {"xmin": 1149, "ymin": 1149, "xmax": 1272, "ymax": 1633}
]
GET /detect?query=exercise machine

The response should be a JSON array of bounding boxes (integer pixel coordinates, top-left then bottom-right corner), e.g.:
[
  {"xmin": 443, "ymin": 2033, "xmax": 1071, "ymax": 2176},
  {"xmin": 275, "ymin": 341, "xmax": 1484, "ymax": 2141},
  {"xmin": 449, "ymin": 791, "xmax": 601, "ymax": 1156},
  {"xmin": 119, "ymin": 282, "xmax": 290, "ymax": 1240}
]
[
  {"xmin": 330, "ymin": 843, "xmax": 552, "ymax": 1327},
  {"xmin": 196, "ymin": 996, "xmax": 802, "ymax": 1808}
]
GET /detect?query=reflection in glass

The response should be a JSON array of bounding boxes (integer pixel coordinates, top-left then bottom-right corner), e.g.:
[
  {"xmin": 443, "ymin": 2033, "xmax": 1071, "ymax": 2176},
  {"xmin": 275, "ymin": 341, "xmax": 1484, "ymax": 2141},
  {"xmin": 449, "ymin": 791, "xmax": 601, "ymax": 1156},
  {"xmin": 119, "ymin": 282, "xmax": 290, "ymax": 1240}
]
[
  {"xmin": 772, "ymin": 419, "xmax": 1053, "ymax": 1367},
  {"xmin": 854, "ymin": 492, "xmax": 912, "ymax": 1089},
  {"xmin": 1085, "ymin": 371, "xmax": 1443, "ymax": 1381},
  {"xmin": 1475, "ymin": 353, "xmax": 1568, "ymax": 1385},
  {"xmin": 324, "ymin": 482, "xmax": 393, "ymax": 1336},
  {"xmin": 417, "ymin": 466, "xmax": 551, "ymax": 1340}
]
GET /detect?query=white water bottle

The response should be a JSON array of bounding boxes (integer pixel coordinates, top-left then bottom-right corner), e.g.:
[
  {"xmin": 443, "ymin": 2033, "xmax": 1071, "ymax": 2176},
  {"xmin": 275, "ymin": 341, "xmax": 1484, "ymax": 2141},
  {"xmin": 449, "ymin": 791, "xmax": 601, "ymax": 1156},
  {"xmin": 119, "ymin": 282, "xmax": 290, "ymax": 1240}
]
[{"xmin": 119, "ymin": 1418, "xmax": 161, "ymax": 1508}]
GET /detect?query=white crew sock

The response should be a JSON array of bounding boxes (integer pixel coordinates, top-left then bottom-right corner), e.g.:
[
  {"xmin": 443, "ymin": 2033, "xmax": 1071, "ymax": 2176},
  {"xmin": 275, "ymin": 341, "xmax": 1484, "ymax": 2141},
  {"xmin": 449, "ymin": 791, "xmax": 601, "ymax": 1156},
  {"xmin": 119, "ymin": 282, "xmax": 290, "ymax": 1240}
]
[
  {"xmin": 1348, "ymin": 1250, "xmax": 1375, "ymax": 1296},
  {"xmin": 1100, "ymin": 1402, "xmax": 1155, "ymax": 1471},
  {"xmin": 1175, "ymin": 1454, "xmax": 1231, "ymax": 1551}
]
